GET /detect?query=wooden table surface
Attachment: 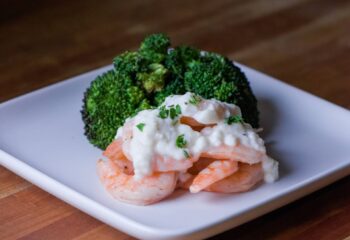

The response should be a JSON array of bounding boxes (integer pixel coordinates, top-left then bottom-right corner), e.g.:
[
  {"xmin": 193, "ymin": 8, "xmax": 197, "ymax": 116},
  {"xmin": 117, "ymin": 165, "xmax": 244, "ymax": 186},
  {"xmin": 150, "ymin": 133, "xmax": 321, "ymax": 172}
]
[{"xmin": 1, "ymin": 0, "xmax": 350, "ymax": 239}]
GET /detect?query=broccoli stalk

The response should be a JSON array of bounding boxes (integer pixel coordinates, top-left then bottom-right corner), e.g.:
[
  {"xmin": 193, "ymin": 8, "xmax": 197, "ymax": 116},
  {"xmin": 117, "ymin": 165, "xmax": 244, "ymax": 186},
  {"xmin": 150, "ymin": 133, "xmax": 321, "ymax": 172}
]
[{"xmin": 82, "ymin": 33, "xmax": 259, "ymax": 149}]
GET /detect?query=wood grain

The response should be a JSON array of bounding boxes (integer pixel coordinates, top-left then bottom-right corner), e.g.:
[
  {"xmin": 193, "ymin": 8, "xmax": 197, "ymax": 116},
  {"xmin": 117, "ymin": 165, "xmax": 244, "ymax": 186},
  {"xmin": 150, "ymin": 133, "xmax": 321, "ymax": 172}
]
[{"xmin": 0, "ymin": 0, "xmax": 349, "ymax": 239}]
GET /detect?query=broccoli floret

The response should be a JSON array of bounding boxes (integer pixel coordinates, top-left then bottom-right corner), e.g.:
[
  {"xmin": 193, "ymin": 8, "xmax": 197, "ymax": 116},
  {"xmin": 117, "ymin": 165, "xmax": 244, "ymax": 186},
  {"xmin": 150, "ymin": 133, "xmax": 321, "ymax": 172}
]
[
  {"xmin": 184, "ymin": 52, "xmax": 259, "ymax": 127},
  {"xmin": 154, "ymin": 46, "xmax": 200, "ymax": 104},
  {"xmin": 82, "ymin": 70, "xmax": 146, "ymax": 149},
  {"xmin": 114, "ymin": 35, "xmax": 169, "ymax": 94},
  {"xmin": 164, "ymin": 46, "xmax": 200, "ymax": 75},
  {"xmin": 82, "ymin": 33, "xmax": 259, "ymax": 149},
  {"xmin": 154, "ymin": 76, "xmax": 186, "ymax": 105},
  {"xmin": 137, "ymin": 34, "xmax": 170, "ymax": 92},
  {"xmin": 136, "ymin": 63, "xmax": 168, "ymax": 93},
  {"xmin": 113, "ymin": 51, "xmax": 149, "ymax": 75},
  {"xmin": 139, "ymin": 33, "xmax": 170, "ymax": 63},
  {"xmin": 83, "ymin": 34, "xmax": 172, "ymax": 149}
]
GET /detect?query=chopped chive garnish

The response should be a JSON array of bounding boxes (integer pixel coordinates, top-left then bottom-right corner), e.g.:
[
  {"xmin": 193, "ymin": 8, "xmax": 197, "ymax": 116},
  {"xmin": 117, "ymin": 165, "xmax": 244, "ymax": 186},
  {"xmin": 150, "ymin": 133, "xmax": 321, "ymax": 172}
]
[
  {"xmin": 169, "ymin": 107, "xmax": 177, "ymax": 119},
  {"xmin": 225, "ymin": 115, "xmax": 244, "ymax": 125},
  {"xmin": 175, "ymin": 104, "xmax": 181, "ymax": 115},
  {"xmin": 158, "ymin": 105, "xmax": 181, "ymax": 119},
  {"xmin": 189, "ymin": 94, "xmax": 202, "ymax": 105},
  {"xmin": 158, "ymin": 106, "xmax": 169, "ymax": 119},
  {"xmin": 176, "ymin": 134, "xmax": 187, "ymax": 148},
  {"xmin": 136, "ymin": 123, "xmax": 145, "ymax": 131}
]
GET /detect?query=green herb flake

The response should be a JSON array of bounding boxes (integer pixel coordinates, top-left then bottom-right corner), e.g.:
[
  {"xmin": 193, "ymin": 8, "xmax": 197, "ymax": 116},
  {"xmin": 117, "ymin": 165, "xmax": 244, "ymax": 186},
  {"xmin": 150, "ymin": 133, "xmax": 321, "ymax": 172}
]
[
  {"xmin": 225, "ymin": 115, "xmax": 244, "ymax": 125},
  {"xmin": 136, "ymin": 123, "xmax": 145, "ymax": 131},
  {"xmin": 159, "ymin": 105, "xmax": 181, "ymax": 119},
  {"xmin": 169, "ymin": 104, "xmax": 181, "ymax": 119},
  {"xmin": 175, "ymin": 104, "xmax": 181, "ymax": 115},
  {"xmin": 158, "ymin": 106, "xmax": 169, "ymax": 119},
  {"xmin": 176, "ymin": 134, "xmax": 187, "ymax": 148},
  {"xmin": 183, "ymin": 150, "xmax": 190, "ymax": 158},
  {"xmin": 189, "ymin": 94, "xmax": 202, "ymax": 105},
  {"xmin": 169, "ymin": 107, "xmax": 177, "ymax": 119}
]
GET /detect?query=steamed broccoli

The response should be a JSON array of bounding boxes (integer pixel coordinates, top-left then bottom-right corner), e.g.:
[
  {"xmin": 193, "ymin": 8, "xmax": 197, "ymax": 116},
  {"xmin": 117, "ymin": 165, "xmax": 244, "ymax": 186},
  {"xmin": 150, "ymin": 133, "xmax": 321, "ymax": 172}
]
[
  {"xmin": 82, "ymin": 70, "xmax": 148, "ymax": 149},
  {"xmin": 183, "ymin": 52, "xmax": 259, "ymax": 127},
  {"xmin": 83, "ymin": 34, "xmax": 170, "ymax": 149},
  {"xmin": 137, "ymin": 63, "xmax": 168, "ymax": 93},
  {"xmin": 82, "ymin": 33, "xmax": 259, "ymax": 149},
  {"xmin": 154, "ymin": 46, "xmax": 200, "ymax": 104},
  {"xmin": 139, "ymin": 33, "xmax": 170, "ymax": 63}
]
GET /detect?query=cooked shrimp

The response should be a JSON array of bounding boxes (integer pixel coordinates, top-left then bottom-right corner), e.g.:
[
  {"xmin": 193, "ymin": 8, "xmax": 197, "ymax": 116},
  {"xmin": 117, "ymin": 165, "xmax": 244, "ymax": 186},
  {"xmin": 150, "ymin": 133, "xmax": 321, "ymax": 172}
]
[
  {"xmin": 106, "ymin": 138, "xmax": 196, "ymax": 173},
  {"xmin": 153, "ymin": 154, "xmax": 197, "ymax": 172},
  {"xmin": 187, "ymin": 157, "xmax": 215, "ymax": 175},
  {"xmin": 189, "ymin": 160, "xmax": 238, "ymax": 193},
  {"xmin": 205, "ymin": 163, "xmax": 264, "ymax": 193},
  {"xmin": 176, "ymin": 157, "xmax": 215, "ymax": 189},
  {"xmin": 103, "ymin": 138, "xmax": 125, "ymax": 161},
  {"xmin": 104, "ymin": 138, "xmax": 134, "ymax": 174},
  {"xmin": 98, "ymin": 94, "xmax": 276, "ymax": 204},
  {"xmin": 111, "ymin": 156, "xmax": 134, "ymax": 175},
  {"xmin": 177, "ymin": 171, "xmax": 194, "ymax": 189},
  {"xmin": 180, "ymin": 115, "xmax": 266, "ymax": 164},
  {"xmin": 111, "ymin": 120, "xmax": 199, "ymax": 173},
  {"xmin": 201, "ymin": 144, "xmax": 266, "ymax": 165},
  {"xmin": 180, "ymin": 116, "xmax": 215, "ymax": 131},
  {"xmin": 97, "ymin": 159, "xmax": 177, "ymax": 205}
]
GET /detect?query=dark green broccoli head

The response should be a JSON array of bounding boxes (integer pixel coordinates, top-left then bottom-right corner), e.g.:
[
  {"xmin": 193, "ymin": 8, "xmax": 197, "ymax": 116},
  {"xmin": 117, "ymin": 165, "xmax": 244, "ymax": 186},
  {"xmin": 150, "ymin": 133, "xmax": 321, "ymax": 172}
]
[
  {"xmin": 82, "ymin": 33, "xmax": 259, "ymax": 149},
  {"xmin": 113, "ymin": 34, "xmax": 169, "ymax": 94},
  {"xmin": 139, "ymin": 33, "xmax": 170, "ymax": 63},
  {"xmin": 113, "ymin": 51, "xmax": 149, "ymax": 75},
  {"xmin": 164, "ymin": 46, "xmax": 200, "ymax": 76},
  {"xmin": 154, "ymin": 76, "xmax": 186, "ymax": 105},
  {"xmin": 154, "ymin": 46, "xmax": 201, "ymax": 104},
  {"xmin": 82, "ymin": 70, "xmax": 146, "ymax": 149},
  {"xmin": 184, "ymin": 52, "xmax": 259, "ymax": 127}
]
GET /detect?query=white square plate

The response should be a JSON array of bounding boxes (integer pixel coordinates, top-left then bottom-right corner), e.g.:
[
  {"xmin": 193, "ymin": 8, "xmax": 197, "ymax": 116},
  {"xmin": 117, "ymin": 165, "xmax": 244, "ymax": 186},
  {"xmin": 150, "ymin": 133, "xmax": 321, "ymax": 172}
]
[{"xmin": 1, "ymin": 64, "xmax": 350, "ymax": 240}]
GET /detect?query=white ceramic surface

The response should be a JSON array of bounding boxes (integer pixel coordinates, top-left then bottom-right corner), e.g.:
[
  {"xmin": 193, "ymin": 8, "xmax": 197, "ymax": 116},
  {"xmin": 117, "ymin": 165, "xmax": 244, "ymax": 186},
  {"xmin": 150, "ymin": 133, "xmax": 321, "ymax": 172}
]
[{"xmin": 1, "ymin": 64, "xmax": 350, "ymax": 240}]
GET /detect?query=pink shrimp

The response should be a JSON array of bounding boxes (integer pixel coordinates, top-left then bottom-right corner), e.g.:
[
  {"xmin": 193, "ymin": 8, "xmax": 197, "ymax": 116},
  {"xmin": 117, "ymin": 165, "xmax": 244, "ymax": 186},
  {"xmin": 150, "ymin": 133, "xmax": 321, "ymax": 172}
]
[
  {"xmin": 105, "ymin": 139, "xmax": 197, "ymax": 173},
  {"xmin": 176, "ymin": 157, "xmax": 215, "ymax": 189},
  {"xmin": 177, "ymin": 143, "xmax": 265, "ymax": 193},
  {"xmin": 108, "ymin": 119, "xmax": 199, "ymax": 173},
  {"xmin": 205, "ymin": 163, "xmax": 263, "ymax": 193},
  {"xmin": 104, "ymin": 138, "xmax": 134, "ymax": 174},
  {"xmin": 178, "ymin": 161, "xmax": 263, "ymax": 194},
  {"xmin": 201, "ymin": 144, "xmax": 266, "ymax": 165},
  {"xmin": 189, "ymin": 160, "xmax": 238, "ymax": 193},
  {"xmin": 180, "ymin": 116, "xmax": 215, "ymax": 131},
  {"xmin": 97, "ymin": 159, "xmax": 177, "ymax": 205},
  {"xmin": 181, "ymin": 109, "xmax": 266, "ymax": 166},
  {"xmin": 177, "ymin": 115, "xmax": 266, "ymax": 193},
  {"xmin": 100, "ymin": 110, "xmax": 266, "ymax": 203}
]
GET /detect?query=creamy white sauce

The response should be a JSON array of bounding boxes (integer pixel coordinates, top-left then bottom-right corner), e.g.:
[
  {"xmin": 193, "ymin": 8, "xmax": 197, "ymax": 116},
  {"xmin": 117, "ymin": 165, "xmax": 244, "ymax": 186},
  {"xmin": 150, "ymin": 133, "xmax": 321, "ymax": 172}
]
[
  {"xmin": 162, "ymin": 92, "xmax": 241, "ymax": 124},
  {"xmin": 262, "ymin": 156, "xmax": 279, "ymax": 183},
  {"xmin": 116, "ymin": 92, "xmax": 278, "ymax": 182}
]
